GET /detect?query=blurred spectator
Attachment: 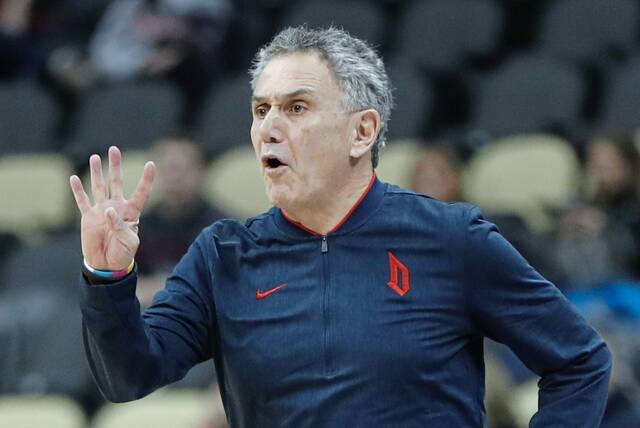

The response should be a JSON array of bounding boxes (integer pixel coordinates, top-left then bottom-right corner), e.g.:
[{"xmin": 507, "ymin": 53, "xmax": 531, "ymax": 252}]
[
  {"xmin": 0, "ymin": 0, "xmax": 47, "ymax": 79},
  {"xmin": 551, "ymin": 134, "xmax": 640, "ymax": 289},
  {"xmin": 0, "ymin": 0, "xmax": 112, "ymax": 139},
  {"xmin": 136, "ymin": 136, "xmax": 228, "ymax": 307},
  {"xmin": 0, "ymin": 1, "xmax": 110, "ymax": 80},
  {"xmin": 602, "ymin": 322, "xmax": 640, "ymax": 428},
  {"xmin": 46, "ymin": 0, "xmax": 111, "ymax": 93},
  {"xmin": 410, "ymin": 144, "xmax": 463, "ymax": 202},
  {"xmin": 586, "ymin": 134, "xmax": 640, "ymax": 220},
  {"xmin": 409, "ymin": 142, "xmax": 548, "ymax": 273},
  {"xmin": 88, "ymin": 0, "xmax": 233, "ymax": 123},
  {"xmin": 566, "ymin": 286, "xmax": 640, "ymax": 427}
]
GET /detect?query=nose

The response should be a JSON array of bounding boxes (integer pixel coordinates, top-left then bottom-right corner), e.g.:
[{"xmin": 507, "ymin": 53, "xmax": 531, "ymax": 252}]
[{"xmin": 258, "ymin": 107, "xmax": 285, "ymax": 144}]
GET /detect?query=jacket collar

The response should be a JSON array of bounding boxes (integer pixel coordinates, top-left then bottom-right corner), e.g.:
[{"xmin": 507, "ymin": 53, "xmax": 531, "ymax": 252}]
[{"xmin": 273, "ymin": 174, "xmax": 386, "ymax": 238}]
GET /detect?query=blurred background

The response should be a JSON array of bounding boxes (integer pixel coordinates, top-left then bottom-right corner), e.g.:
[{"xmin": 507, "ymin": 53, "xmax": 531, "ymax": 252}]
[{"xmin": 1, "ymin": 0, "xmax": 640, "ymax": 427}]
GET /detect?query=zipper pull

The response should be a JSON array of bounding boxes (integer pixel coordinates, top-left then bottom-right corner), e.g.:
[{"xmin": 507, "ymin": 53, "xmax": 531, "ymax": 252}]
[{"xmin": 321, "ymin": 235, "xmax": 328, "ymax": 253}]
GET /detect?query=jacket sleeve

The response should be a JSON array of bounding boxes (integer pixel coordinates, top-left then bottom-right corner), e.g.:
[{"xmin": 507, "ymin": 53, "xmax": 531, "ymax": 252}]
[
  {"xmin": 78, "ymin": 230, "xmax": 215, "ymax": 402},
  {"xmin": 462, "ymin": 206, "xmax": 611, "ymax": 427}
]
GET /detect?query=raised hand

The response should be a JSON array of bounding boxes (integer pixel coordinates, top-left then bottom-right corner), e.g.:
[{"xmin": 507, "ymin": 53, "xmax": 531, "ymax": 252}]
[{"xmin": 69, "ymin": 146, "xmax": 156, "ymax": 271}]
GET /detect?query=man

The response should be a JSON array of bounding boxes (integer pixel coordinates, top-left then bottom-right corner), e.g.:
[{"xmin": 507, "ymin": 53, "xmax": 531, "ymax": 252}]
[
  {"xmin": 135, "ymin": 136, "xmax": 227, "ymax": 308},
  {"xmin": 410, "ymin": 143, "xmax": 463, "ymax": 203},
  {"xmin": 70, "ymin": 27, "xmax": 611, "ymax": 427}
]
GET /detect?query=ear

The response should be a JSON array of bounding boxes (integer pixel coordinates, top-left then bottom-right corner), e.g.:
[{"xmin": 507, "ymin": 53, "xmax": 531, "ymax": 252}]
[{"xmin": 350, "ymin": 109, "xmax": 381, "ymax": 159}]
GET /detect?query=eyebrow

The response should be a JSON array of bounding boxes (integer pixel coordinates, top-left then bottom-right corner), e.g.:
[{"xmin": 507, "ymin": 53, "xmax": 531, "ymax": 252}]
[{"xmin": 252, "ymin": 89, "xmax": 313, "ymax": 104}]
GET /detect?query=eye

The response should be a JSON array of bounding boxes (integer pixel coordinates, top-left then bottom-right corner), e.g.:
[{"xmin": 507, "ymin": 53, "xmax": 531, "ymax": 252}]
[
  {"xmin": 289, "ymin": 103, "xmax": 307, "ymax": 114},
  {"xmin": 254, "ymin": 105, "xmax": 269, "ymax": 118}
]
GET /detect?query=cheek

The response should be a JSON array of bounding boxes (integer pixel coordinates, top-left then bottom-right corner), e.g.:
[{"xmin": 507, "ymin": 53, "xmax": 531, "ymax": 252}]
[
  {"xmin": 300, "ymin": 120, "xmax": 346, "ymax": 155},
  {"xmin": 307, "ymin": 129, "xmax": 349, "ymax": 173},
  {"xmin": 287, "ymin": 116, "xmax": 350, "ymax": 184},
  {"xmin": 293, "ymin": 132, "xmax": 325, "ymax": 179}
]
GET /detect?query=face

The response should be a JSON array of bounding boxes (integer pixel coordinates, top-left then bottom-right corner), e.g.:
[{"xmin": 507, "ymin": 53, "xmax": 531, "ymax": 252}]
[
  {"xmin": 411, "ymin": 149, "xmax": 461, "ymax": 202},
  {"xmin": 154, "ymin": 139, "xmax": 205, "ymax": 207},
  {"xmin": 587, "ymin": 139, "xmax": 631, "ymax": 197},
  {"xmin": 250, "ymin": 52, "xmax": 355, "ymax": 210}
]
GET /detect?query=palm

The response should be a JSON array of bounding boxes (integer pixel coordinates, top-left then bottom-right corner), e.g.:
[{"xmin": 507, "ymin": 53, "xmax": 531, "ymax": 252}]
[
  {"xmin": 81, "ymin": 198, "xmax": 139, "ymax": 269},
  {"xmin": 70, "ymin": 147, "xmax": 156, "ymax": 271}
]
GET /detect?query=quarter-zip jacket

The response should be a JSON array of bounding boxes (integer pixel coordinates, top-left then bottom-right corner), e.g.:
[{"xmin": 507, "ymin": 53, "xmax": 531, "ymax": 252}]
[{"xmin": 79, "ymin": 178, "xmax": 611, "ymax": 427}]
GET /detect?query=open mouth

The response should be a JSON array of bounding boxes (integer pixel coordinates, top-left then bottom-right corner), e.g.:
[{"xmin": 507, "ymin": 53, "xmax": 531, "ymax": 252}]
[{"xmin": 263, "ymin": 155, "xmax": 288, "ymax": 170}]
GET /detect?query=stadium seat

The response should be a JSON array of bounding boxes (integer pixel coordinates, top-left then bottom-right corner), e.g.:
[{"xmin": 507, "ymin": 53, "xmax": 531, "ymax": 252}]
[
  {"xmin": 508, "ymin": 380, "xmax": 539, "ymax": 428},
  {"xmin": 469, "ymin": 54, "xmax": 584, "ymax": 138},
  {"xmin": 0, "ymin": 154, "xmax": 73, "ymax": 240},
  {"xmin": 0, "ymin": 80, "xmax": 59, "ymax": 154},
  {"xmin": 463, "ymin": 134, "xmax": 580, "ymax": 232},
  {"xmin": 539, "ymin": 0, "xmax": 639, "ymax": 66},
  {"xmin": 0, "ymin": 288, "xmax": 93, "ymax": 398},
  {"xmin": 395, "ymin": 0, "xmax": 503, "ymax": 73},
  {"xmin": 0, "ymin": 395, "xmax": 87, "ymax": 428},
  {"xmin": 599, "ymin": 56, "xmax": 640, "ymax": 132},
  {"xmin": 0, "ymin": 230, "xmax": 95, "ymax": 398},
  {"xmin": 66, "ymin": 81, "xmax": 181, "ymax": 160},
  {"xmin": 280, "ymin": 0, "xmax": 386, "ymax": 47},
  {"xmin": 0, "ymin": 231, "xmax": 81, "ymax": 293},
  {"xmin": 195, "ymin": 75, "xmax": 253, "ymax": 156},
  {"xmin": 92, "ymin": 389, "xmax": 210, "ymax": 428},
  {"xmin": 205, "ymin": 146, "xmax": 271, "ymax": 218},
  {"xmin": 386, "ymin": 63, "xmax": 433, "ymax": 141}
]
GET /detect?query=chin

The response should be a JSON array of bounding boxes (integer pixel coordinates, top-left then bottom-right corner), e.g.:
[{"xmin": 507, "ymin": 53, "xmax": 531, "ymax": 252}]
[{"xmin": 265, "ymin": 183, "xmax": 295, "ymax": 209}]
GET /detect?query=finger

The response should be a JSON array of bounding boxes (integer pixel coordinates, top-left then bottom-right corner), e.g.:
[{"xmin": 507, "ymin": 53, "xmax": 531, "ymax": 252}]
[
  {"xmin": 124, "ymin": 219, "xmax": 140, "ymax": 234},
  {"xmin": 108, "ymin": 146, "xmax": 124, "ymax": 199},
  {"xmin": 105, "ymin": 207, "xmax": 125, "ymax": 232},
  {"xmin": 129, "ymin": 161, "xmax": 156, "ymax": 212},
  {"xmin": 69, "ymin": 175, "xmax": 91, "ymax": 215},
  {"xmin": 90, "ymin": 154, "xmax": 107, "ymax": 203}
]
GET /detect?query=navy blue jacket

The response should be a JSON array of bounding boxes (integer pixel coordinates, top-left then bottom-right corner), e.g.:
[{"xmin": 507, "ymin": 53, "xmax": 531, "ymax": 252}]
[{"xmin": 79, "ymin": 179, "xmax": 611, "ymax": 427}]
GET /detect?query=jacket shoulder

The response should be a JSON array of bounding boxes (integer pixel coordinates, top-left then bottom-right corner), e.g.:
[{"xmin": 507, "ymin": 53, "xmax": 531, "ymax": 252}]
[
  {"xmin": 383, "ymin": 183, "xmax": 477, "ymax": 220},
  {"xmin": 201, "ymin": 210, "xmax": 276, "ymax": 243}
]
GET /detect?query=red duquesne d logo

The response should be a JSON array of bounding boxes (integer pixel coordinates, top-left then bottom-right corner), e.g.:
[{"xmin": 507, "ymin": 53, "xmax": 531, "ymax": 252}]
[
  {"xmin": 256, "ymin": 284, "xmax": 287, "ymax": 300},
  {"xmin": 387, "ymin": 252, "xmax": 410, "ymax": 296}
]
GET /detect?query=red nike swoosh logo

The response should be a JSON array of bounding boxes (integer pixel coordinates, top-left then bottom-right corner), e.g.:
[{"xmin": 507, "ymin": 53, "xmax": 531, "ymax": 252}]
[{"xmin": 256, "ymin": 284, "xmax": 286, "ymax": 300}]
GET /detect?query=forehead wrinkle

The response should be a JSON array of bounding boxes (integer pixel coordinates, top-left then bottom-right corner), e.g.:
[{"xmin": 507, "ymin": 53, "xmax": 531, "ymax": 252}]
[
  {"xmin": 253, "ymin": 73, "xmax": 322, "ymax": 98},
  {"xmin": 253, "ymin": 54, "xmax": 336, "ymax": 96},
  {"xmin": 252, "ymin": 88, "xmax": 315, "ymax": 104}
]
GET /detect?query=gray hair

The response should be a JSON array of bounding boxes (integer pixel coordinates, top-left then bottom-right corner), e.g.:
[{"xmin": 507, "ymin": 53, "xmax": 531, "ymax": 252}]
[{"xmin": 249, "ymin": 26, "xmax": 393, "ymax": 168}]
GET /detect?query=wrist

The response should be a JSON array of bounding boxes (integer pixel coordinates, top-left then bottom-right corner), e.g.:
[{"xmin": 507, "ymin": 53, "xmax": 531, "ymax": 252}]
[{"xmin": 83, "ymin": 259, "xmax": 135, "ymax": 283}]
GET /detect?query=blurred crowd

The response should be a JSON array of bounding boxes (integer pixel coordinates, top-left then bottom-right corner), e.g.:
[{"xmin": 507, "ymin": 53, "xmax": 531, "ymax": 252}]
[{"xmin": 1, "ymin": 0, "xmax": 640, "ymax": 427}]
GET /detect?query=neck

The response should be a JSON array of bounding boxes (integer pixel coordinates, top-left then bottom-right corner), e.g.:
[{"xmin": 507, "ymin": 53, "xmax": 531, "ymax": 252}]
[{"xmin": 282, "ymin": 169, "xmax": 375, "ymax": 235}]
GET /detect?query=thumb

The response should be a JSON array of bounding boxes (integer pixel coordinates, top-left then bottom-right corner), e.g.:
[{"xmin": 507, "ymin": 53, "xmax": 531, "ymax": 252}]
[{"xmin": 105, "ymin": 207, "xmax": 125, "ymax": 232}]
